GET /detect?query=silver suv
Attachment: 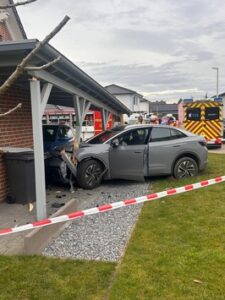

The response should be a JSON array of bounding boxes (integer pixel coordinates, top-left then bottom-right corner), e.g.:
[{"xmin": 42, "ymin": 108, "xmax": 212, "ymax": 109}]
[{"xmin": 74, "ymin": 125, "xmax": 208, "ymax": 189}]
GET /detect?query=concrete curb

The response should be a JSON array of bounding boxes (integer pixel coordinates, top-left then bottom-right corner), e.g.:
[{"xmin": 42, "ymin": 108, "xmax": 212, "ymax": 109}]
[{"xmin": 24, "ymin": 198, "xmax": 76, "ymax": 254}]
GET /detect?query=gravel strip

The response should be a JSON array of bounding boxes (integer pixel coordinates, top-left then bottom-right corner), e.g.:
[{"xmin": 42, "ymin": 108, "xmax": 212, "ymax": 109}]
[{"xmin": 43, "ymin": 179, "xmax": 150, "ymax": 262}]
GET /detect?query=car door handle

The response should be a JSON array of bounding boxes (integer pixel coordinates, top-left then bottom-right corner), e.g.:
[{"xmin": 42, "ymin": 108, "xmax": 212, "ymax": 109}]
[
  {"xmin": 134, "ymin": 151, "xmax": 142, "ymax": 153},
  {"xmin": 173, "ymin": 145, "xmax": 181, "ymax": 147}
]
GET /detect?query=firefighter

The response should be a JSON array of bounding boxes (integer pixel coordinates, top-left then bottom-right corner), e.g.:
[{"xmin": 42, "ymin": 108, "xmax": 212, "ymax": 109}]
[
  {"xmin": 149, "ymin": 114, "xmax": 159, "ymax": 124},
  {"xmin": 161, "ymin": 114, "xmax": 176, "ymax": 126},
  {"xmin": 167, "ymin": 114, "xmax": 176, "ymax": 126}
]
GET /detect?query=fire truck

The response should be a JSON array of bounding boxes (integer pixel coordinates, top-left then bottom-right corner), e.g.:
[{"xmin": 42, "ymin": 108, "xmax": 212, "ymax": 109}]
[
  {"xmin": 178, "ymin": 98, "xmax": 223, "ymax": 147},
  {"xmin": 43, "ymin": 106, "xmax": 113, "ymax": 140}
]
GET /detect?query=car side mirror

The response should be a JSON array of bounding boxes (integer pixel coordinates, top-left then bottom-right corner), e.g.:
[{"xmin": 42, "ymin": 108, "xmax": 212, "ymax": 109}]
[{"xmin": 111, "ymin": 139, "xmax": 119, "ymax": 148}]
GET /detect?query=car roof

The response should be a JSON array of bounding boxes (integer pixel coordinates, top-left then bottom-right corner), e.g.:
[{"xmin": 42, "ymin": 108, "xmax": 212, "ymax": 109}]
[
  {"xmin": 123, "ymin": 124, "xmax": 174, "ymax": 129},
  {"xmin": 43, "ymin": 124, "xmax": 71, "ymax": 127},
  {"xmin": 117, "ymin": 124, "xmax": 196, "ymax": 136}
]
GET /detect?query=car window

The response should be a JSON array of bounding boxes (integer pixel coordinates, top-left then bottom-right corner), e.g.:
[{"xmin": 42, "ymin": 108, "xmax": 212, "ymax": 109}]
[
  {"xmin": 117, "ymin": 128, "xmax": 150, "ymax": 146},
  {"xmin": 88, "ymin": 126, "xmax": 126, "ymax": 144},
  {"xmin": 170, "ymin": 128, "xmax": 186, "ymax": 139},
  {"xmin": 150, "ymin": 127, "xmax": 171, "ymax": 142},
  {"xmin": 58, "ymin": 127, "xmax": 74, "ymax": 139},
  {"xmin": 43, "ymin": 126, "xmax": 58, "ymax": 142}
]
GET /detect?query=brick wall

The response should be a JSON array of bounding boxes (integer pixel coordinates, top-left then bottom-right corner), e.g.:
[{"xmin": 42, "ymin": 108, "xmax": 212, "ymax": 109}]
[
  {"xmin": 0, "ymin": 21, "xmax": 12, "ymax": 41},
  {"xmin": 0, "ymin": 87, "xmax": 33, "ymax": 202}
]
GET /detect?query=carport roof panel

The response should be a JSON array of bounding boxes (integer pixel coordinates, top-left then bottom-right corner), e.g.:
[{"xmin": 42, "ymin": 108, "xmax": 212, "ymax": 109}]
[{"xmin": 0, "ymin": 39, "xmax": 131, "ymax": 115}]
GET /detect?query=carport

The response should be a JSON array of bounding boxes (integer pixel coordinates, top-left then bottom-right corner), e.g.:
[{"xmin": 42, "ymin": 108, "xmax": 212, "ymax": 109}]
[{"xmin": 0, "ymin": 39, "xmax": 131, "ymax": 220}]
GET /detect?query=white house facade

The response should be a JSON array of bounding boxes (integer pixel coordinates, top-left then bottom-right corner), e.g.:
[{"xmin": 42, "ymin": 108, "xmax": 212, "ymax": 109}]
[{"xmin": 105, "ymin": 84, "xmax": 150, "ymax": 114}]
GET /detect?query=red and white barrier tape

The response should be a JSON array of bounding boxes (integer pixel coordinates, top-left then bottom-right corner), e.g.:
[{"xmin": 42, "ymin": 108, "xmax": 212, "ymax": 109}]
[{"xmin": 1, "ymin": 175, "xmax": 225, "ymax": 236}]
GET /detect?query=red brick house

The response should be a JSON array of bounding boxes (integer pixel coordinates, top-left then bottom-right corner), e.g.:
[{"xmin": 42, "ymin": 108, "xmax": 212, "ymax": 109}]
[
  {"xmin": 0, "ymin": 0, "xmax": 30, "ymax": 203},
  {"xmin": 0, "ymin": 0, "xmax": 26, "ymax": 41},
  {"xmin": 0, "ymin": 4, "xmax": 130, "ymax": 220}
]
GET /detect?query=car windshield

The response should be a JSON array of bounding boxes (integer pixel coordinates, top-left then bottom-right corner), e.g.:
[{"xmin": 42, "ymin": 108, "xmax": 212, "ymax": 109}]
[
  {"xmin": 87, "ymin": 126, "xmax": 126, "ymax": 144},
  {"xmin": 43, "ymin": 126, "xmax": 58, "ymax": 142}
]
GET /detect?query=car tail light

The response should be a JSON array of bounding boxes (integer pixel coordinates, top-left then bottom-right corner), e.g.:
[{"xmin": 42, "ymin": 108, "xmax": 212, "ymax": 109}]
[{"xmin": 215, "ymin": 138, "xmax": 222, "ymax": 145}]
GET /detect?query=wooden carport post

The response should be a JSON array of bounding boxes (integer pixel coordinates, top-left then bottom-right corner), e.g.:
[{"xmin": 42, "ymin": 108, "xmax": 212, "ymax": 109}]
[{"xmin": 30, "ymin": 78, "xmax": 53, "ymax": 220}]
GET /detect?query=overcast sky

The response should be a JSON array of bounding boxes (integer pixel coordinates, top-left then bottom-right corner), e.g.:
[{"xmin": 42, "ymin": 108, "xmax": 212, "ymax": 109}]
[{"xmin": 17, "ymin": 0, "xmax": 225, "ymax": 103}]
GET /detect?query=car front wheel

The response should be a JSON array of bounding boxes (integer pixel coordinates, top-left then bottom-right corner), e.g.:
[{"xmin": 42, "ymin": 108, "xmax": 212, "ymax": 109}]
[
  {"xmin": 77, "ymin": 159, "xmax": 103, "ymax": 189},
  {"xmin": 174, "ymin": 157, "xmax": 198, "ymax": 179}
]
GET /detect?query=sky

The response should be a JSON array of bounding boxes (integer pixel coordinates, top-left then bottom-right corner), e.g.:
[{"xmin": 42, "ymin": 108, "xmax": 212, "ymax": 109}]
[{"xmin": 17, "ymin": 0, "xmax": 225, "ymax": 103}]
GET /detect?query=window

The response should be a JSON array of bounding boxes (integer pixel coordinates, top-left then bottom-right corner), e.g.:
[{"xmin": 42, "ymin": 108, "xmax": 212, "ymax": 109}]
[
  {"xmin": 150, "ymin": 127, "xmax": 186, "ymax": 142},
  {"xmin": 170, "ymin": 128, "xmax": 186, "ymax": 139},
  {"xmin": 150, "ymin": 127, "xmax": 171, "ymax": 142},
  {"xmin": 117, "ymin": 128, "xmax": 150, "ymax": 145},
  {"xmin": 205, "ymin": 107, "xmax": 219, "ymax": 120},
  {"xmin": 88, "ymin": 126, "xmax": 126, "ymax": 144},
  {"xmin": 43, "ymin": 126, "xmax": 58, "ymax": 142},
  {"xmin": 58, "ymin": 126, "xmax": 74, "ymax": 139},
  {"xmin": 186, "ymin": 108, "xmax": 201, "ymax": 121}
]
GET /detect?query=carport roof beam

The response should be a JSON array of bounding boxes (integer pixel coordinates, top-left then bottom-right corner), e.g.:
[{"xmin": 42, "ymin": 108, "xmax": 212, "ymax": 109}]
[
  {"xmin": 28, "ymin": 69, "xmax": 120, "ymax": 116},
  {"xmin": 0, "ymin": 39, "xmax": 131, "ymax": 116}
]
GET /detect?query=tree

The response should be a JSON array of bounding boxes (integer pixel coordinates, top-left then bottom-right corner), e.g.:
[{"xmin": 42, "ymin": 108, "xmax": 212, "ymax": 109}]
[{"xmin": 0, "ymin": 0, "xmax": 37, "ymax": 9}]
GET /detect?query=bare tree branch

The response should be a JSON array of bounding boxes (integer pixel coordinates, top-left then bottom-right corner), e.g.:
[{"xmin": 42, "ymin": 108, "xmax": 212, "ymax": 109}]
[
  {"xmin": 0, "ymin": 15, "xmax": 70, "ymax": 97},
  {"xmin": 0, "ymin": 103, "xmax": 22, "ymax": 117},
  {"xmin": 25, "ymin": 56, "xmax": 61, "ymax": 71},
  {"xmin": 0, "ymin": 0, "xmax": 37, "ymax": 9}
]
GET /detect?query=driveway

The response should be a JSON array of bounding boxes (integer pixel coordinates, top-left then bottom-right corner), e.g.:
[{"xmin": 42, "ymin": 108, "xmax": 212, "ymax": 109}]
[
  {"xmin": 43, "ymin": 179, "xmax": 150, "ymax": 262},
  {"xmin": 0, "ymin": 179, "xmax": 150, "ymax": 256}
]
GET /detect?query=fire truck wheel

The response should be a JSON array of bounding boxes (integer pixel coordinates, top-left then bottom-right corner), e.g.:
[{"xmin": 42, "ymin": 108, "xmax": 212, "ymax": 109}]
[
  {"xmin": 173, "ymin": 157, "xmax": 198, "ymax": 179},
  {"xmin": 77, "ymin": 159, "xmax": 103, "ymax": 189}
]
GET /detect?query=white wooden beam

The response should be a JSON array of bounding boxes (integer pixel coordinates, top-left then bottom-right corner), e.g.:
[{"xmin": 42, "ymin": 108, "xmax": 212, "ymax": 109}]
[
  {"xmin": 30, "ymin": 79, "xmax": 47, "ymax": 220},
  {"xmin": 101, "ymin": 109, "xmax": 110, "ymax": 130},
  {"xmin": 41, "ymin": 83, "xmax": 53, "ymax": 115},
  {"xmin": 73, "ymin": 96, "xmax": 91, "ymax": 143},
  {"xmin": 27, "ymin": 69, "xmax": 120, "ymax": 116}
]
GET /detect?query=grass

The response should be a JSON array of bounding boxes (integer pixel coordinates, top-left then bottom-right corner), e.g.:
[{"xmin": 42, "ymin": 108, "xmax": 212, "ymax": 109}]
[
  {"xmin": 109, "ymin": 154, "xmax": 225, "ymax": 300},
  {"xmin": 0, "ymin": 256, "xmax": 115, "ymax": 300},
  {"xmin": 1, "ymin": 154, "xmax": 225, "ymax": 300}
]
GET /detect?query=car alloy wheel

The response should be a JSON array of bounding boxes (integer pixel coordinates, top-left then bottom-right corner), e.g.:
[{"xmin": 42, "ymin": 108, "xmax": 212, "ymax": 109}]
[
  {"xmin": 174, "ymin": 157, "xmax": 198, "ymax": 179},
  {"xmin": 84, "ymin": 163, "xmax": 102, "ymax": 186},
  {"xmin": 77, "ymin": 159, "xmax": 103, "ymax": 189}
]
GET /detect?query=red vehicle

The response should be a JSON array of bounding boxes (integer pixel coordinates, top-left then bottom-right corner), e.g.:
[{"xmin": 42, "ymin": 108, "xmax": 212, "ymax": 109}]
[{"xmin": 93, "ymin": 111, "xmax": 113, "ymax": 135}]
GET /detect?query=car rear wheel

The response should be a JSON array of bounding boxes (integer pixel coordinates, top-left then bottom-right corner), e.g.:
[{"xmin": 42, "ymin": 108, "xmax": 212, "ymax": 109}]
[
  {"xmin": 174, "ymin": 157, "xmax": 198, "ymax": 179},
  {"xmin": 77, "ymin": 159, "xmax": 103, "ymax": 189}
]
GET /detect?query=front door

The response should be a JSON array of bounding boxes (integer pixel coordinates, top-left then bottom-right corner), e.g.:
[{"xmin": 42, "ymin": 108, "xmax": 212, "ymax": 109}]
[{"xmin": 109, "ymin": 128, "xmax": 150, "ymax": 180}]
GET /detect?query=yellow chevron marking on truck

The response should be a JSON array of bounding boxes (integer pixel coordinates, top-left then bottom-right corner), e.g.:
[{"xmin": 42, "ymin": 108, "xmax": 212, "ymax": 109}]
[{"xmin": 183, "ymin": 100, "xmax": 223, "ymax": 141}]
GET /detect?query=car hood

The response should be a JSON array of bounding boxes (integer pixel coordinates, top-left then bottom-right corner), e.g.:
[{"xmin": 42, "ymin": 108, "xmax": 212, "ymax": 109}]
[{"xmin": 75, "ymin": 143, "xmax": 110, "ymax": 163}]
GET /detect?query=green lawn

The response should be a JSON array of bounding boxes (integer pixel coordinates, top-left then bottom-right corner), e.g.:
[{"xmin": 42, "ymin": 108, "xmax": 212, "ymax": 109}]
[
  {"xmin": 1, "ymin": 154, "xmax": 225, "ymax": 300},
  {"xmin": 109, "ymin": 154, "xmax": 225, "ymax": 300}
]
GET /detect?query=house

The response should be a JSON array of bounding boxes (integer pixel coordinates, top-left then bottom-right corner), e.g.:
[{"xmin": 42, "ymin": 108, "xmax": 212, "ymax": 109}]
[
  {"xmin": 149, "ymin": 101, "xmax": 178, "ymax": 119},
  {"xmin": 0, "ymin": 0, "xmax": 26, "ymax": 41},
  {"xmin": 0, "ymin": 4, "xmax": 130, "ymax": 220},
  {"xmin": 105, "ymin": 84, "xmax": 150, "ymax": 114}
]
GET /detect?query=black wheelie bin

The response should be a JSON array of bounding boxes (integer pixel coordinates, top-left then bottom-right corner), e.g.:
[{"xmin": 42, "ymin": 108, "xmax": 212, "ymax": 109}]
[{"xmin": 4, "ymin": 147, "xmax": 35, "ymax": 204}]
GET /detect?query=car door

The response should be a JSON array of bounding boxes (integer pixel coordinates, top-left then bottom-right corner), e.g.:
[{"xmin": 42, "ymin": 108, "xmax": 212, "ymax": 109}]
[
  {"xmin": 148, "ymin": 127, "xmax": 187, "ymax": 175},
  {"xmin": 109, "ymin": 128, "xmax": 150, "ymax": 180}
]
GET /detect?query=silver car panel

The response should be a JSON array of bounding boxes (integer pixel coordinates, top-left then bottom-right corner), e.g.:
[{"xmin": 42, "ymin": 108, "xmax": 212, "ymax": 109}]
[{"xmin": 109, "ymin": 144, "xmax": 146, "ymax": 181}]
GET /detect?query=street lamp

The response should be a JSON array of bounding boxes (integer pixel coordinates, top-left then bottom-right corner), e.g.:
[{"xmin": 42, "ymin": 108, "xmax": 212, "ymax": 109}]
[{"xmin": 212, "ymin": 67, "xmax": 219, "ymax": 97}]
